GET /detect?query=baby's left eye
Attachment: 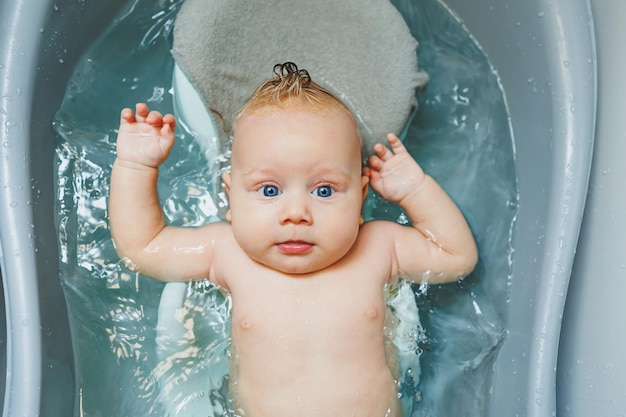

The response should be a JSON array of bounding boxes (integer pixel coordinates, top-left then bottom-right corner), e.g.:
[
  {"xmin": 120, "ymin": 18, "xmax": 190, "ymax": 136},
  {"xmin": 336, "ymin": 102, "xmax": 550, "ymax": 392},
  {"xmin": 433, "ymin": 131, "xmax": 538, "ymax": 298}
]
[
  {"xmin": 259, "ymin": 185, "xmax": 282, "ymax": 197},
  {"xmin": 313, "ymin": 185, "xmax": 334, "ymax": 198}
]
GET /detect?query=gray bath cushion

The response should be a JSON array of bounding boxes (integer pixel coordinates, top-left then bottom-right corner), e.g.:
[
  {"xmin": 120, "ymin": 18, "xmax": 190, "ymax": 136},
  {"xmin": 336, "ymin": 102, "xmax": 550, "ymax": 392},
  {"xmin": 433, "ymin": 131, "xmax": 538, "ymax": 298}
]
[{"xmin": 172, "ymin": 0, "xmax": 428, "ymax": 154}]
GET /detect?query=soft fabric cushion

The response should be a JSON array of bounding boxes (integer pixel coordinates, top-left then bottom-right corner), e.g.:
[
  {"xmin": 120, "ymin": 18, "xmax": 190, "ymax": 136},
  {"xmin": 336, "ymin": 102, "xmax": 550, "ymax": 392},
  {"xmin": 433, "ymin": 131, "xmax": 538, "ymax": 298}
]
[{"xmin": 172, "ymin": 0, "xmax": 428, "ymax": 154}]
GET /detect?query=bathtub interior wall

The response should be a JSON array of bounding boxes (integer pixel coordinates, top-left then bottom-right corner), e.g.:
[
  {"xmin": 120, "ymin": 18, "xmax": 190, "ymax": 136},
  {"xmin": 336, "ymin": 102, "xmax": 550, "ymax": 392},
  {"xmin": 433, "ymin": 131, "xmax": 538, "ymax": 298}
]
[
  {"xmin": 0, "ymin": 1, "xmax": 134, "ymax": 416},
  {"xmin": 442, "ymin": 0, "xmax": 595, "ymax": 415},
  {"xmin": 0, "ymin": 0, "xmax": 595, "ymax": 417}
]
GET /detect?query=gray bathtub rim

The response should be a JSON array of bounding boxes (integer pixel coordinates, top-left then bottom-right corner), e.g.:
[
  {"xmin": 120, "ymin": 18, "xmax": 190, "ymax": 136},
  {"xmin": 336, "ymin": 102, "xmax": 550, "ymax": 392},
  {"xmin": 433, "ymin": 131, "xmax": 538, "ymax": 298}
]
[
  {"xmin": 1, "ymin": 3, "xmax": 49, "ymax": 416},
  {"xmin": 1, "ymin": 1, "xmax": 130, "ymax": 416}
]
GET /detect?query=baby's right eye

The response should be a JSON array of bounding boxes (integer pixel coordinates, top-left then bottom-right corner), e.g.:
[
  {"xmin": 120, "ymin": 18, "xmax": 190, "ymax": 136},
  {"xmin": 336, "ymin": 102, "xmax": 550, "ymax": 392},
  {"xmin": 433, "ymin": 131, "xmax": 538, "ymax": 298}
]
[{"xmin": 259, "ymin": 185, "xmax": 282, "ymax": 197}]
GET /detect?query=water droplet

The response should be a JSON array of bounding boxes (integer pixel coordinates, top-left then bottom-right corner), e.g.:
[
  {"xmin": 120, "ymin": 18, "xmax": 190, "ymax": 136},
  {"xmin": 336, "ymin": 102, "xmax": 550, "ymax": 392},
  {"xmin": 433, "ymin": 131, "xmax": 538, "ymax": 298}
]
[
  {"xmin": 397, "ymin": 213, "xmax": 409, "ymax": 225},
  {"xmin": 537, "ymin": 11, "xmax": 545, "ymax": 18},
  {"xmin": 4, "ymin": 119, "xmax": 17, "ymax": 133}
]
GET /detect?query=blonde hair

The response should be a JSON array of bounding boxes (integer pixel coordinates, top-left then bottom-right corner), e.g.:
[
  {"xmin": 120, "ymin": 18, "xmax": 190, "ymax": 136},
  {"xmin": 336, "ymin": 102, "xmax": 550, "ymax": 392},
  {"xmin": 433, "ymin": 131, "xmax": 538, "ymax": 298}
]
[{"xmin": 236, "ymin": 62, "xmax": 355, "ymax": 120}]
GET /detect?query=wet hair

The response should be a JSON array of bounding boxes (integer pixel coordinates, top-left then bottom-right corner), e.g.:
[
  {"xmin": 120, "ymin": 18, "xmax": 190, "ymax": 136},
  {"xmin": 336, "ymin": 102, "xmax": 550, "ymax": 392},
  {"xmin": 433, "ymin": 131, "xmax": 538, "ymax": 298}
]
[{"xmin": 236, "ymin": 62, "xmax": 355, "ymax": 121}]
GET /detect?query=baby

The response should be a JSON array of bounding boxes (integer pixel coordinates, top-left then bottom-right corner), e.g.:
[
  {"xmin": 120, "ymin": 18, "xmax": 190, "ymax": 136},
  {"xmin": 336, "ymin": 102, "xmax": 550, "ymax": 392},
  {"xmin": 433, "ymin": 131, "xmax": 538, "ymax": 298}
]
[{"xmin": 109, "ymin": 63, "xmax": 477, "ymax": 417}]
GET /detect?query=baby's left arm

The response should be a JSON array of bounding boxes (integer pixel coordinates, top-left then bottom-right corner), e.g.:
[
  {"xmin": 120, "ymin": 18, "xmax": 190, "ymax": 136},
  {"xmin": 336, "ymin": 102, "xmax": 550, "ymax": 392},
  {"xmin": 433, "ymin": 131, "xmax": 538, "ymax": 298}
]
[{"xmin": 364, "ymin": 134, "xmax": 478, "ymax": 284}]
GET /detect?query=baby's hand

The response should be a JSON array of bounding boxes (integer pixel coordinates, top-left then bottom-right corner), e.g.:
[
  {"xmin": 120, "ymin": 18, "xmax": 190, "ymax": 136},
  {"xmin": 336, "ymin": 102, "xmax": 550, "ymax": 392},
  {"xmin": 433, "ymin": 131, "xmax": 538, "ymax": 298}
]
[
  {"xmin": 115, "ymin": 103, "xmax": 177, "ymax": 169},
  {"xmin": 365, "ymin": 133, "xmax": 426, "ymax": 203}
]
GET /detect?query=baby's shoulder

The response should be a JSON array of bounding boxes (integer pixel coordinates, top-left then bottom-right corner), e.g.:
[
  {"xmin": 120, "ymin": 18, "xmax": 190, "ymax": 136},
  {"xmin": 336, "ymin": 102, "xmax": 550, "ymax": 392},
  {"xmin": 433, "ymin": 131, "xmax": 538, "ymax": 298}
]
[
  {"xmin": 359, "ymin": 219, "xmax": 401, "ymax": 238},
  {"xmin": 348, "ymin": 221, "xmax": 402, "ymax": 280},
  {"xmin": 201, "ymin": 221, "xmax": 239, "ymax": 253},
  {"xmin": 355, "ymin": 220, "xmax": 400, "ymax": 252},
  {"xmin": 199, "ymin": 221, "xmax": 245, "ymax": 280}
]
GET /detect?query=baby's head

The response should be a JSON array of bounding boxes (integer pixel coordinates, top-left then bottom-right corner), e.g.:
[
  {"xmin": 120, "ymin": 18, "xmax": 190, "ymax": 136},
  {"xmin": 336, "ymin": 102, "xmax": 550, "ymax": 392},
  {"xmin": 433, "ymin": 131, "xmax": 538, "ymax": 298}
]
[
  {"xmin": 235, "ymin": 62, "xmax": 358, "ymax": 127},
  {"xmin": 223, "ymin": 63, "xmax": 368, "ymax": 275}
]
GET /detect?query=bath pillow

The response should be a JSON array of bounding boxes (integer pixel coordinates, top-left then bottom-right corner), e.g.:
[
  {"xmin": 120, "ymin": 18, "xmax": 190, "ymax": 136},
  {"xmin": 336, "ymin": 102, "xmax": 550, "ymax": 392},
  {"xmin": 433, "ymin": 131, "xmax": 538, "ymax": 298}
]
[{"xmin": 171, "ymin": 0, "xmax": 428, "ymax": 154}]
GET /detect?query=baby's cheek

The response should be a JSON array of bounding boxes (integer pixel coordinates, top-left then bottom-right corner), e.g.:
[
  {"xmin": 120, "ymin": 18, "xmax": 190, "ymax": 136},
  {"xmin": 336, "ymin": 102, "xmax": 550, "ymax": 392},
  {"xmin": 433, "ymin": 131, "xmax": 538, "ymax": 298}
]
[{"xmin": 231, "ymin": 219, "xmax": 266, "ymax": 259}]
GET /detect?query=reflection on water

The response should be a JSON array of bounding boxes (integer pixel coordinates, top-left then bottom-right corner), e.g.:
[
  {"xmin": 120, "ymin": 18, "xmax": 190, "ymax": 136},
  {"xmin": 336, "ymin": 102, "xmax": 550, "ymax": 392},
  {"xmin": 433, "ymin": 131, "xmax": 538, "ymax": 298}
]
[{"xmin": 54, "ymin": 0, "xmax": 517, "ymax": 415}]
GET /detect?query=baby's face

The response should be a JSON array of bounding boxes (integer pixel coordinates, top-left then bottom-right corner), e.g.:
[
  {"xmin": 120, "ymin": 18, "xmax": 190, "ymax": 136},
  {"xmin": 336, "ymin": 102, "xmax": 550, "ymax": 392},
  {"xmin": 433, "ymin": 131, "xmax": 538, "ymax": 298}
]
[{"xmin": 223, "ymin": 105, "xmax": 368, "ymax": 275}]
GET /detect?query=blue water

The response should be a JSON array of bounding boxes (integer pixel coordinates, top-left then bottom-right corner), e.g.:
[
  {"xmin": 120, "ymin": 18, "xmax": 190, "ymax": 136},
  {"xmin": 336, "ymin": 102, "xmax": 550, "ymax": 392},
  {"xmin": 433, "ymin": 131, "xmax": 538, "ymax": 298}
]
[{"xmin": 53, "ymin": 0, "xmax": 517, "ymax": 415}]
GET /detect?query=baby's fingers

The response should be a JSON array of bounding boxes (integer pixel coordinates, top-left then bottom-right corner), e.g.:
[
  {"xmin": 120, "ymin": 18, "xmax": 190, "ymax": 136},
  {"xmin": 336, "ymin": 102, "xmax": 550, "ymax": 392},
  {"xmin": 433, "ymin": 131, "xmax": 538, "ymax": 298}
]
[
  {"xmin": 163, "ymin": 113, "xmax": 177, "ymax": 133},
  {"xmin": 134, "ymin": 103, "xmax": 149, "ymax": 122},
  {"xmin": 160, "ymin": 123, "xmax": 175, "ymax": 142},
  {"xmin": 145, "ymin": 110, "xmax": 165, "ymax": 127},
  {"xmin": 120, "ymin": 108, "xmax": 136, "ymax": 124},
  {"xmin": 367, "ymin": 154, "xmax": 384, "ymax": 171},
  {"xmin": 386, "ymin": 133, "xmax": 408, "ymax": 154},
  {"xmin": 372, "ymin": 134, "xmax": 407, "ymax": 161},
  {"xmin": 372, "ymin": 142, "xmax": 394, "ymax": 162}
]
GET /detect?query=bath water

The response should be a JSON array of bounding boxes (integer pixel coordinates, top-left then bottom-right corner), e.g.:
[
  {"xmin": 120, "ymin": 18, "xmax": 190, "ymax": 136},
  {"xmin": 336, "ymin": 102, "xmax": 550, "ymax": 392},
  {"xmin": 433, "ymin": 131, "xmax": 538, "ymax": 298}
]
[{"xmin": 53, "ymin": 0, "xmax": 517, "ymax": 415}]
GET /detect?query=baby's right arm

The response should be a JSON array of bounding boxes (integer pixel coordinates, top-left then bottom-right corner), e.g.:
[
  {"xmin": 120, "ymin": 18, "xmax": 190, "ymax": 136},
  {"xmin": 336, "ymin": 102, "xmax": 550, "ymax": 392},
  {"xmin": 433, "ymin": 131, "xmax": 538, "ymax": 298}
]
[{"xmin": 109, "ymin": 103, "xmax": 225, "ymax": 282}]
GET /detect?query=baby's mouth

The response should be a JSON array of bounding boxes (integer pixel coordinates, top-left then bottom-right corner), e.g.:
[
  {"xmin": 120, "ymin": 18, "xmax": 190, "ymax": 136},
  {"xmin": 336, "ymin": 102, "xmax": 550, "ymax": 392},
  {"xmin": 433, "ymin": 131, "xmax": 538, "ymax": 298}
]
[{"xmin": 276, "ymin": 240, "xmax": 314, "ymax": 254}]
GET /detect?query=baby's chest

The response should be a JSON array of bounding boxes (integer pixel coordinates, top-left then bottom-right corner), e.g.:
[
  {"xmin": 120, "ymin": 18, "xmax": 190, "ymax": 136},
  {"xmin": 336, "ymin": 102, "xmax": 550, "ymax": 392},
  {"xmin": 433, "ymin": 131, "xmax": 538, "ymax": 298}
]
[{"xmin": 231, "ymin": 277, "xmax": 387, "ymax": 343}]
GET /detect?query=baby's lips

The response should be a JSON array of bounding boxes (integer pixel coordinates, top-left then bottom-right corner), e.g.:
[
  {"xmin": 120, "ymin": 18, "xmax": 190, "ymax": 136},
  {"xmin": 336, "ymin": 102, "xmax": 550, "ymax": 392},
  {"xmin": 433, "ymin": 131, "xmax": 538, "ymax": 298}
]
[{"xmin": 276, "ymin": 241, "xmax": 314, "ymax": 254}]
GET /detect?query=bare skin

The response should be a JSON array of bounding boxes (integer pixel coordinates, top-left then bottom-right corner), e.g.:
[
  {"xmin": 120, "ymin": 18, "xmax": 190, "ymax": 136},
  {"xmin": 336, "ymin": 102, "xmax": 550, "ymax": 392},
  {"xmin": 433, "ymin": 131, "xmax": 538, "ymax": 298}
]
[{"xmin": 109, "ymin": 102, "xmax": 477, "ymax": 417}]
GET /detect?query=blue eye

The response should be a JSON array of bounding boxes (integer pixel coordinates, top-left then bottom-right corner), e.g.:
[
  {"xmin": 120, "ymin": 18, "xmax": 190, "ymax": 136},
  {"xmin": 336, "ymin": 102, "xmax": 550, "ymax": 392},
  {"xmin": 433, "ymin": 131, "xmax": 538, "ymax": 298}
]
[
  {"xmin": 259, "ymin": 185, "xmax": 281, "ymax": 197},
  {"xmin": 314, "ymin": 185, "xmax": 334, "ymax": 198}
]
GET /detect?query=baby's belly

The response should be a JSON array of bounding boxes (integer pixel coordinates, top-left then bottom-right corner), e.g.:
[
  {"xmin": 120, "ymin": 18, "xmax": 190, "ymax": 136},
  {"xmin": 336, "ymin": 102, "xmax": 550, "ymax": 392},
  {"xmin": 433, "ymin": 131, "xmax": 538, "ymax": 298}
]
[
  {"xmin": 227, "ymin": 273, "xmax": 398, "ymax": 416},
  {"xmin": 230, "ymin": 352, "xmax": 399, "ymax": 417}
]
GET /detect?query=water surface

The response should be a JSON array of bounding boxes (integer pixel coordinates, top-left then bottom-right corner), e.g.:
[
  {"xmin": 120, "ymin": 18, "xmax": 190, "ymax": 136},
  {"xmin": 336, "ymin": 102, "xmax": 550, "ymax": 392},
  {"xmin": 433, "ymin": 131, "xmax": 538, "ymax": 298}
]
[{"xmin": 54, "ymin": 0, "xmax": 517, "ymax": 415}]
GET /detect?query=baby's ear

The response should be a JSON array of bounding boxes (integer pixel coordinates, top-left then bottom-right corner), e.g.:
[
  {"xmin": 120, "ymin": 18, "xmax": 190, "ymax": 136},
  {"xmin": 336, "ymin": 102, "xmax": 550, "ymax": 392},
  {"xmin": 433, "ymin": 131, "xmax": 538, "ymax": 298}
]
[
  {"xmin": 222, "ymin": 172, "xmax": 232, "ymax": 221},
  {"xmin": 361, "ymin": 174, "xmax": 369, "ymax": 202}
]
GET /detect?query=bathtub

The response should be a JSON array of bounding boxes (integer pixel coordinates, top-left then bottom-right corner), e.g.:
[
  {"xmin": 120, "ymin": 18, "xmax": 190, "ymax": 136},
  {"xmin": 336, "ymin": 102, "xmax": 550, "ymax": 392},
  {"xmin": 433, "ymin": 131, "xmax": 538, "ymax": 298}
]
[{"xmin": 1, "ymin": 0, "xmax": 620, "ymax": 416}]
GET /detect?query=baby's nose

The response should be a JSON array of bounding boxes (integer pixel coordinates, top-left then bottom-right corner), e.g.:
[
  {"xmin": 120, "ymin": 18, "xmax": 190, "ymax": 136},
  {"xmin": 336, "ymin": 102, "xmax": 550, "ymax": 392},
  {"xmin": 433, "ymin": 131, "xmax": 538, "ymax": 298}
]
[{"xmin": 279, "ymin": 194, "xmax": 312, "ymax": 225}]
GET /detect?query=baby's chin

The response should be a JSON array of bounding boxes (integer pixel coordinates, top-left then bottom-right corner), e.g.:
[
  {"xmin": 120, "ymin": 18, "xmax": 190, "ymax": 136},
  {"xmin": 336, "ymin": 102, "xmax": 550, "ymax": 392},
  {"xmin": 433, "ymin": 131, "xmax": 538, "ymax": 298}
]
[{"xmin": 251, "ymin": 253, "xmax": 342, "ymax": 276}]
